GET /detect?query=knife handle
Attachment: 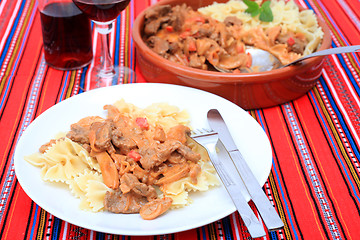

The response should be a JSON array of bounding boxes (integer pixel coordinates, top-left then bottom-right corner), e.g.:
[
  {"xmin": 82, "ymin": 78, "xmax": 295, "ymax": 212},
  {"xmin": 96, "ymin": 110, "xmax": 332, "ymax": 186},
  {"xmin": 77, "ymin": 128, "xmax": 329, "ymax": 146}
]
[
  {"xmin": 204, "ymin": 141, "xmax": 266, "ymax": 238},
  {"xmin": 229, "ymin": 150, "xmax": 284, "ymax": 231}
]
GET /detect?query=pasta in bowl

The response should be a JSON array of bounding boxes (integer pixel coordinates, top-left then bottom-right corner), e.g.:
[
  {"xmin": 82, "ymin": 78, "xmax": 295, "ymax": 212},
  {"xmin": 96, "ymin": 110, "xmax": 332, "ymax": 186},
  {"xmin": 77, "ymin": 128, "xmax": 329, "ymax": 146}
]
[
  {"xmin": 24, "ymin": 99, "xmax": 220, "ymax": 220},
  {"xmin": 132, "ymin": 0, "xmax": 331, "ymax": 109}
]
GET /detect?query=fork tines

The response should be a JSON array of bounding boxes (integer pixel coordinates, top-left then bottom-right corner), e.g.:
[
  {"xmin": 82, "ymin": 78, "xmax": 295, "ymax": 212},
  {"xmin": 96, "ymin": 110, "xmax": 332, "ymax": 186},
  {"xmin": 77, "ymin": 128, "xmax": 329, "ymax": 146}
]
[{"xmin": 191, "ymin": 128, "xmax": 217, "ymax": 138}]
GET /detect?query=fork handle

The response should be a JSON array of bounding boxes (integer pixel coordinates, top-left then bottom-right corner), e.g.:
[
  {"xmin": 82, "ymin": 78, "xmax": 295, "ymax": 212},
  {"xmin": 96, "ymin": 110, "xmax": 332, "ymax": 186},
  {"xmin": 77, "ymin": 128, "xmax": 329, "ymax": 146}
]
[
  {"xmin": 204, "ymin": 141, "xmax": 266, "ymax": 238},
  {"xmin": 286, "ymin": 45, "xmax": 360, "ymax": 66},
  {"xmin": 230, "ymin": 151, "xmax": 284, "ymax": 230}
]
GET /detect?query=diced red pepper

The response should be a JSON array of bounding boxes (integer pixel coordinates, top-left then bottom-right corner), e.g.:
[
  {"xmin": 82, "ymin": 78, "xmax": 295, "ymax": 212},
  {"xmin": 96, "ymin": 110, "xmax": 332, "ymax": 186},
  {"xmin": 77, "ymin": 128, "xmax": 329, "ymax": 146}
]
[
  {"xmin": 135, "ymin": 117, "xmax": 149, "ymax": 130},
  {"xmin": 246, "ymin": 52, "xmax": 252, "ymax": 68},
  {"xmin": 188, "ymin": 40, "xmax": 197, "ymax": 52},
  {"xmin": 127, "ymin": 150, "xmax": 141, "ymax": 161},
  {"xmin": 165, "ymin": 25, "xmax": 174, "ymax": 32},
  {"xmin": 232, "ymin": 69, "xmax": 241, "ymax": 74},
  {"xmin": 179, "ymin": 31, "xmax": 191, "ymax": 39},
  {"xmin": 287, "ymin": 37, "xmax": 295, "ymax": 46}
]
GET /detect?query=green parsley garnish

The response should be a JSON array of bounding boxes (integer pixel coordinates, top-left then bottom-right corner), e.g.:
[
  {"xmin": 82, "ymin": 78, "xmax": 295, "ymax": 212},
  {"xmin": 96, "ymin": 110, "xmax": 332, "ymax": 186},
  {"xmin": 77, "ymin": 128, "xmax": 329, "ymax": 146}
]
[{"xmin": 243, "ymin": 0, "xmax": 274, "ymax": 22}]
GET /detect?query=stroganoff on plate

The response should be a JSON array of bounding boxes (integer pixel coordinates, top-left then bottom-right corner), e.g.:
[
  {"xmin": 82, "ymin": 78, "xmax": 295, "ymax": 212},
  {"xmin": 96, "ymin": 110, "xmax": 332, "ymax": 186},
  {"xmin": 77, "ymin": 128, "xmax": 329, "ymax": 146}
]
[{"xmin": 25, "ymin": 99, "xmax": 219, "ymax": 220}]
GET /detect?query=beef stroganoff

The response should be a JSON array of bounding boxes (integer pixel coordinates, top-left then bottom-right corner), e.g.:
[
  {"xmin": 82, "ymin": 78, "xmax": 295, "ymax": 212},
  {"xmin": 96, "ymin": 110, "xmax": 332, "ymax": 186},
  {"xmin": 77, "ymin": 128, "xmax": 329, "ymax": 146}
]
[
  {"xmin": 143, "ymin": 0, "xmax": 323, "ymax": 72},
  {"xmin": 25, "ymin": 100, "xmax": 219, "ymax": 220}
]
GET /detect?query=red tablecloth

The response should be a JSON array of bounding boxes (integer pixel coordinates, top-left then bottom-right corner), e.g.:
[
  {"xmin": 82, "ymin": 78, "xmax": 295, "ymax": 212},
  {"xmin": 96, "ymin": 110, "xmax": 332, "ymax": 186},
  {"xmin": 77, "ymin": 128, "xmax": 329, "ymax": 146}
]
[{"xmin": 1, "ymin": 0, "xmax": 360, "ymax": 239}]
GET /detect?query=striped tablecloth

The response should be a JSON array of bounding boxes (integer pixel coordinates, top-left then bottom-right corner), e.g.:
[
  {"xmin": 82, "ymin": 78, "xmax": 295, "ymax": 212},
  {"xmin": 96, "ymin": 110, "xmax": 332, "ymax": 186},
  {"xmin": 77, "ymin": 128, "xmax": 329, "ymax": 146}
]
[{"xmin": 1, "ymin": 0, "xmax": 360, "ymax": 239}]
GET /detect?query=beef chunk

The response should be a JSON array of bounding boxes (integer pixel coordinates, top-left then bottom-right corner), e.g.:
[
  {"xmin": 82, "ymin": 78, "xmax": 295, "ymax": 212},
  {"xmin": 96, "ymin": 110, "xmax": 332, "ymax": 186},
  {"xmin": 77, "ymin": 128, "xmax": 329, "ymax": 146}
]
[
  {"xmin": 104, "ymin": 189, "xmax": 147, "ymax": 214},
  {"xmin": 224, "ymin": 16, "xmax": 242, "ymax": 26},
  {"xmin": 144, "ymin": 5, "xmax": 172, "ymax": 35},
  {"xmin": 139, "ymin": 140, "xmax": 182, "ymax": 169},
  {"xmin": 144, "ymin": 5, "xmax": 171, "ymax": 19},
  {"xmin": 120, "ymin": 173, "xmax": 157, "ymax": 201},
  {"xmin": 111, "ymin": 128, "xmax": 137, "ymax": 154},
  {"xmin": 89, "ymin": 120, "xmax": 114, "ymax": 152},
  {"xmin": 66, "ymin": 116, "xmax": 104, "ymax": 144},
  {"xmin": 146, "ymin": 36, "xmax": 170, "ymax": 56},
  {"xmin": 177, "ymin": 144, "xmax": 201, "ymax": 162}
]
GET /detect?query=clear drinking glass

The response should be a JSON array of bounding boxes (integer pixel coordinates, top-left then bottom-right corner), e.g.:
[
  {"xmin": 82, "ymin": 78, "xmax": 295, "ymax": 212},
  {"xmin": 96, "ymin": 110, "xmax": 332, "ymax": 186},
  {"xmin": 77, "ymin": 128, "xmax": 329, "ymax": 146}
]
[
  {"xmin": 38, "ymin": 0, "xmax": 93, "ymax": 70},
  {"xmin": 71, "ymin": 0, "xmax": 132, "ymax": 85}
]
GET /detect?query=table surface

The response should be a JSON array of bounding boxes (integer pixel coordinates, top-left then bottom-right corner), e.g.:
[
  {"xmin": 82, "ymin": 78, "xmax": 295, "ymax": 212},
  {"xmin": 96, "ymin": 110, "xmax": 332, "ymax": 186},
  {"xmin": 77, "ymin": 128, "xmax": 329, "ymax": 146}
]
[{"xmin": 1, "ymin": 0, "xmax": 360, "ymax": 239}]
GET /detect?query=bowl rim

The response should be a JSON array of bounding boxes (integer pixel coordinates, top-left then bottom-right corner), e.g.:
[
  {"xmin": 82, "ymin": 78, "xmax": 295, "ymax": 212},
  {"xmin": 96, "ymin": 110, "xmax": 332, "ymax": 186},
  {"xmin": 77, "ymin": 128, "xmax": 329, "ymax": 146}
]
[{"xmin": 132, "ymin": 0, "xmax": 332, "ymax": 84}]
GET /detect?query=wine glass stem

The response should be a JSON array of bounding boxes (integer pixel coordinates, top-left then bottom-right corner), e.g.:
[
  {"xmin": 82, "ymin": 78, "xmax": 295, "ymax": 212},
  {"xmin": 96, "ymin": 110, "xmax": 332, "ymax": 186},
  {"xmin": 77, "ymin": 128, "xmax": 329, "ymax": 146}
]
[{"xmin": 94, "ymin": 21, "xmax": 115, "ymax": 78}]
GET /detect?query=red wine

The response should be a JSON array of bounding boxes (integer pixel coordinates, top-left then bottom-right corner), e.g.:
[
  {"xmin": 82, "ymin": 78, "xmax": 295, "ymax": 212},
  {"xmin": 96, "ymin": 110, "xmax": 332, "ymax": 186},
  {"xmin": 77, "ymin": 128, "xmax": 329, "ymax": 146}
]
[
  {"xmin": 40, "ymin": 2, "xmax": 93, "ymax": 70},
  {"xmin": 72, "ymin": 0, "xmax": 131, "ymax": 22}
]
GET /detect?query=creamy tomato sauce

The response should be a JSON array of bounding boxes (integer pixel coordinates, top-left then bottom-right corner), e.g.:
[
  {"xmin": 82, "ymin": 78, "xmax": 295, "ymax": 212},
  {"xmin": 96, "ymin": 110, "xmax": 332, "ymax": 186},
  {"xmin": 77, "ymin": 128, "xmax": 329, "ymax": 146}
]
[
  {"xmin": 143, "ymin": 4, "xmax": 309, "ymax": 72},
  {"xmin": 62, "ymin": 104, "xmax": 202, "ymax": 220}
]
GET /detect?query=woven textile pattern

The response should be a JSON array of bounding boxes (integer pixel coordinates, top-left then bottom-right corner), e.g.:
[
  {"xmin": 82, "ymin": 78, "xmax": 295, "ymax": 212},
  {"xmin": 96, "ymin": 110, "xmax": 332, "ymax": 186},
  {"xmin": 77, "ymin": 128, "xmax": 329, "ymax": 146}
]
[{"xmin": 0, "ymin": 0, "xmax": 359, "ymax": 239}]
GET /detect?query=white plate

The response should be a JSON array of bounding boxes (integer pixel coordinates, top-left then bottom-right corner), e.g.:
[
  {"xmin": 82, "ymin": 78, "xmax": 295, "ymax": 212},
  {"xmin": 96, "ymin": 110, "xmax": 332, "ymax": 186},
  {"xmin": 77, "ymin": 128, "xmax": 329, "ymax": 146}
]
[{"xmin": 14, "ymin": 83, "xmax": 272, "ymax": 236}]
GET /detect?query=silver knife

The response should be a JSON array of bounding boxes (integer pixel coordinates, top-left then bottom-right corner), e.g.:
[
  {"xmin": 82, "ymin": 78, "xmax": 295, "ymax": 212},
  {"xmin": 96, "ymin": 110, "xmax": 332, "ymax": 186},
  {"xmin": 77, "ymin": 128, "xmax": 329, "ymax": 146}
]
[{"xmin": 207, "ymin": 109, "xmax": 284, "ymax": 231}]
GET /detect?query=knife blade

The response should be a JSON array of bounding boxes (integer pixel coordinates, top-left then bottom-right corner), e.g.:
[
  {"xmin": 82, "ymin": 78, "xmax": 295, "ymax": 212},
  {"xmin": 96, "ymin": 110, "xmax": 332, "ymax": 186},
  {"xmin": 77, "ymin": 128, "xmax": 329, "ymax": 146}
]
[{"xmin": 207, "ymin": 109, "xmax": 284, "ymax": 231}]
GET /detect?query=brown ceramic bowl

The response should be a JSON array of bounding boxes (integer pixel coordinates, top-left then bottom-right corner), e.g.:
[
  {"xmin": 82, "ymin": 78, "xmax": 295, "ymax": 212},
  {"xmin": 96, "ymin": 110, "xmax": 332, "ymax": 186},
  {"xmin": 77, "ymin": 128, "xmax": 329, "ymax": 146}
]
[{"xmin": 132, "ymin": 0, "xmax": 331, "ymax": 110}]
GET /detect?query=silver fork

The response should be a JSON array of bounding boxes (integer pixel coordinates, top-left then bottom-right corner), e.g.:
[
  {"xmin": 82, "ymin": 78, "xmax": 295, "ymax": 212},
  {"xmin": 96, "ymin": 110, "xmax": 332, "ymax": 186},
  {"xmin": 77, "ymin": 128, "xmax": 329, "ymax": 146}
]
[{"xmin": 190, "ymin": 129, "xmax": 266, "ymax": 238}]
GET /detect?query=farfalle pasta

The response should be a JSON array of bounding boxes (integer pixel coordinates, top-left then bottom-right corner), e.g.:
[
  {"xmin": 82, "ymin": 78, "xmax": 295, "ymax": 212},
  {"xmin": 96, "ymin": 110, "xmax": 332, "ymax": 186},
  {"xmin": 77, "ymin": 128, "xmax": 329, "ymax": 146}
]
[
  {"xmin": 68, "ymin": 170, "xmax": 112, "ymax": 212},
  {"xmin": 198, "ymin": 0, "xmax": 323, "ymax": 56},
  {"xmin": 25, "ymin": 137, "xmax": 94, "ymax": 182},
  {"xmin": 25, "ymin": 100, "xmax": 220, "ymax": 219},
  {"xmin": 113, "ymin": 99, "xmax": 190, "ymax": 131}
]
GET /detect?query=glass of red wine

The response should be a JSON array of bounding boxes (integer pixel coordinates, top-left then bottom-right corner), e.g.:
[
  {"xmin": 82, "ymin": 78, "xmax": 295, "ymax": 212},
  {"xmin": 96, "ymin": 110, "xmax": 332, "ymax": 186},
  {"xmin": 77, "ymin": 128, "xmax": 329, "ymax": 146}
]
[
  {"xmin": 38, "ymin": 0, "xmax": 93, "ymax": 70},
  {"xmin": 72, "ymin": 0, "xmax": 132, "ymax": 85}
]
